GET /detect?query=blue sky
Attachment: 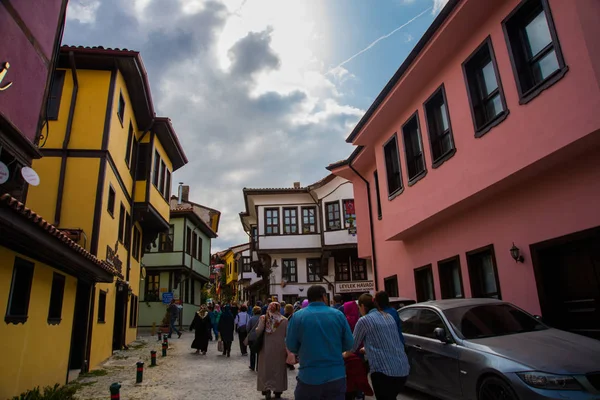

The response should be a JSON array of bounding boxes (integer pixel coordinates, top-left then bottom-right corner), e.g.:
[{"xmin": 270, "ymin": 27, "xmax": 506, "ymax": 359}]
[{"xmin": 64, "ymin": 0, "xmax": 447, "ymax": 250}]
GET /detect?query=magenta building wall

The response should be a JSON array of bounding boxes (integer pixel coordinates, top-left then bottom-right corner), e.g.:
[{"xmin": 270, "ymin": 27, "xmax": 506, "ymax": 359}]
[{"xmin": 331, "ymin": 0, "xmax": 600, "ymax": 332}]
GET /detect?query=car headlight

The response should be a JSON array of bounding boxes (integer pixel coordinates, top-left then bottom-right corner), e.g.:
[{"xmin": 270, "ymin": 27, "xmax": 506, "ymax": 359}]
[{"xmin": 517, "ymin": 372, "xmax": 582, "ymax": 391}]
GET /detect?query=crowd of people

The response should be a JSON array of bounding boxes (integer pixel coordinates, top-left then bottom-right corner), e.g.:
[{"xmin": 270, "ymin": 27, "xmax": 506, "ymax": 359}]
[{"xmin": 180, "ymin": 287, "xmax": 408, "ymax": 400}]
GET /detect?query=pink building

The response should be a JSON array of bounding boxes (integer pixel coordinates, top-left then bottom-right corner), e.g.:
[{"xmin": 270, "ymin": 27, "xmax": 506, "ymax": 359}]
[{"xmin": 329, "ymin": 0, "xmax": 600, "ymax": 340}]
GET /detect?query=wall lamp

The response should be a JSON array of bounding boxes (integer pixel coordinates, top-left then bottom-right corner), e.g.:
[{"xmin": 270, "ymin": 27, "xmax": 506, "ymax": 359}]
[{"xmin": 510, "ymin": 243, "xmax": 525, "ymax": 263}]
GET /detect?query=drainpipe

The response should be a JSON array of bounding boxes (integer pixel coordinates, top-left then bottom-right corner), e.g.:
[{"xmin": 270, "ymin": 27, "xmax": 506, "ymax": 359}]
[
  {"xmin": 54, "ymin": 51, "xmax": 78, "ymax": 226},
  {"xmin": 127, "ymin": 122, "xmax": 152, "ymax": 282},
  {"xmin": 349, "ymin": 164, "xmax": 379, "ymax": 291}
]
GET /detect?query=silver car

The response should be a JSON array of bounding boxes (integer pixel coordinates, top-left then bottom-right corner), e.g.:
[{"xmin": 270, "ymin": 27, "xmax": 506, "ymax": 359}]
[{"xmin": 398, "ymin": 298, "xmax": 600, "ymax": 400}]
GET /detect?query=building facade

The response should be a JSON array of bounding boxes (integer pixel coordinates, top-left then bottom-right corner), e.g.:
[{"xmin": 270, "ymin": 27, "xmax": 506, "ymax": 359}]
[
  {"xmin": 1, "ymin": 2, "xmax": 123, "ymax": 397},
  {"xmin": 26, "ymin": 46, "xmax": 188, "ymax": 368},
  {"xmin": 139, "ymin": 186, "xmax": 219, "ymax": 327},
  {"xmin": 329, "ymin": 0, "xmax": 600, "ymax": 339},
  {"xmin": 240, "ymin": 175, "xmax": 374, "ymax": 304}
]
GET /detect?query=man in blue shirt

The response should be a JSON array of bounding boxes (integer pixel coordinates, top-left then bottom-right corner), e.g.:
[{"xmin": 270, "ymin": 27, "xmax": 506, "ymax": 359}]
[
  {"xmin": 286, "ymin": 285, "xmax": 354, "ymax": 400},
  {"xmin": 374, "ymin": 291, "xmax": 405, "ymax": 346}
]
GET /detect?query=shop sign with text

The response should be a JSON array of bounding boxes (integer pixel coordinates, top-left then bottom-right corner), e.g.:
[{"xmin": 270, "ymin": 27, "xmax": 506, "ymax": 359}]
[{"xmin": 336, "ymin": 281, "xmax": 374, "ymax": 293}]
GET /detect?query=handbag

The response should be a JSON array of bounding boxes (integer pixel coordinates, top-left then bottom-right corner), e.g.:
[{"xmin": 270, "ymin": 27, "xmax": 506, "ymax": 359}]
[
  {"xmin": 217, "ymin": 334, "xmax": 224, "ymax": 352},
  {"xmin": 250, "ymin": 329, "xmax": 264, "ymax": 353}
]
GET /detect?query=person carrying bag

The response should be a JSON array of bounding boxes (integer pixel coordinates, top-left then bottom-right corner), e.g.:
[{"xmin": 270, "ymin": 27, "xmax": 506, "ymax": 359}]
[
  {"xmin": 235, "ymin": 305, "xmax": 250, "ymax": 356},
  {"xmin": 217, "ymin": 333, "xmax": 224, "ymax": 353}
]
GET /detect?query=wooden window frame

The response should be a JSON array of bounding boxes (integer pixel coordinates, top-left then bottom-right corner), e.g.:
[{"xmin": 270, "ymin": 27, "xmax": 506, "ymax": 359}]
[
  {"xmin": 47, "ymin": 272, "xmax": 66, "ymax": 325},
  {"xmin": 401, "ymin": 111, "xmax": 427, "ymax": 185},
  {"xmin": 125, "ymin": 122, "xmax": 134, "ymax": 169},
  {"xmin": 264, "ymin": 208, "xmax": 280, "ymax": 236},
  {"xmin": 467, "ymin": 244, "xmax": 502, "ymax": 299},
  {"xmin": 186, "ymin": 226, "xmax": 192, "ymax": 255},
  {"xmin": 250, "ymin": 226, "xmax": 258, "ymax": 250},
  {"xmin": 165, "ymin": 170, "xmax": 171, "ymax": 200},
  {"xmin": 437, "ymin": 255, "xmax": 465, "ymax": 299},
  {"xmin": 325, "ymin": 201, "xmax": 342, "ymax": 231},
  {"xmin": 373, "ymin": 171, "xmax": 382, "ymax": 220},
  {"xmin": 307, "ymin": 258, "xmax": 322, "ymax": 282},
  {"xmin": 462, "ymin": 37, "xmax": 509, "ymax": 138},
  {"xmin": 282, "ymin": 207, "xmax": 299, "ymax": 235},
  {"xmin": 47, "ymin": 70, "xmax": 65, "ymax": 120},
  {"xmin": 118, "ymin": 203, "xmax": 125, "ymax": 244},
  {"xmin": 383, "ymin": 134, "xmax": 404, "ymax": 198},
  {"xmin": 5, "ymin": 257, "xmax": 35, "ymax": 324},
  {"xmin": 132, "ymin": 227, "xmax": 141, "ymax": 261},
  {"xmin": 117, "ymin": 91, "xmax": 125, "ymax": 125},
  {"xmin": 335, "ymin": 257, "xmax": 351, "ymax": 282},
  {"xmin": 145, "ymin": 272, "xmax": 160, "ymax": 301},
  {"xmin": 301, "ymin": 206, "xmax": 317, "ymax": 234},
  {"xmin": 129, "ymin": 294, "xmax": 138, "ymax": 328},
  {"xmin": 158, "ymin": 160, "xmax": 166, "ymax": 196},
  {"xmin": 351, "ymin": 258, "xmax": 367, "ymax": 281},
  {"xmin": 502, "ymin": 0, "xmax": 567, "ymax": 105},
  {"xmin": 107, "ymin": 185, "xmax": 116, "ymax": 217},
  {"xmin": 414, "ymin": 264, "xmax": 436, "ymax": 302},
  {"xmin": 384, "ymin": 274, "xmax": 399, "ymax": 298},
  {"xmin": 159, "ymin": 225, "xmax": 174, "ymax": 252},
  {"xmin": 242, "ymin": 256, "xmax": 251, "ymax": 273},
  {"xmin": 197, "ymin": 236, "xmax": 203, "ymax": 261},
  {"xmin": 124, "ymin": 211, "xmax": 131, "ymax": 249},
  {"xmin": 192, "ymin": 231, "xmax": 198, "ymax": 259},
  {"xmin": 281, "ymin": 259, "xmax": 298, "ymax": 283},
  {"xmin": 152, "ymin": 150, "xmax": 160, "ymax": 187},
  {"xmin": 98, "ymin": 290, "xmax": 107, "ymax": 323},
  {"xmin": 423, "ymin": 84, "xmax": 457, "ymax": 168}
]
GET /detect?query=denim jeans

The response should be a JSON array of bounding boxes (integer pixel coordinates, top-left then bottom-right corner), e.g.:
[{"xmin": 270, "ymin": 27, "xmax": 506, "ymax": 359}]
[
  {"xmin": 169, "ymin": 319, "xmax": 180, "ymax": 336},
  {"xmin": 295, "ymin": 377, "xmax": 346, "ymax": 400}
]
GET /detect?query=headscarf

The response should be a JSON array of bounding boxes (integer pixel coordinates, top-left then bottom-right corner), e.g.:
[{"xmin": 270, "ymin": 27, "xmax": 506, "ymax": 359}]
[
  {"xmin": 343, "ymin": 301, "xmax": 360, "ymax": 332},
  {"xmin": 301, "ymin": 299, "xmax": 309, "ymax": 308},
  {"xmin": 214, "ymin": 304, "xmax": 221, "ymax": 312},
  {"xmin": 265, "ymin": 302, "xmax": 284, "ymax": 334},
  {"xmin": 197, "ymin": 305, "xmax": 208, "ymax": 318}
]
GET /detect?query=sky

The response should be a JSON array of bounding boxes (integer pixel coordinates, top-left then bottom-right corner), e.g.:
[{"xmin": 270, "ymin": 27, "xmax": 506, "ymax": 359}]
[{"xmin": 63, "ymin": 0, "xmax": 449, "ymax": 251}]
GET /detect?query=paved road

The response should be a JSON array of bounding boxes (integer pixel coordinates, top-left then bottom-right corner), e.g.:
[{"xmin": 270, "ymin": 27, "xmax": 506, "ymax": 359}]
[{"xmin": 73, "ymin": 330, "xmax": 437, "ymax": 400}]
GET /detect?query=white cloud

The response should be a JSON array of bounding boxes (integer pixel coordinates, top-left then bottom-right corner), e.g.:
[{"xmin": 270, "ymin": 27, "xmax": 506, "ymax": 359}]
[
  {"xmin": 404, "ymin": 33, "xmax": 414, "ymax": 43},
  {"xmin": 432, "ymin": 0, "xmax": 450, "ymax": 14}
]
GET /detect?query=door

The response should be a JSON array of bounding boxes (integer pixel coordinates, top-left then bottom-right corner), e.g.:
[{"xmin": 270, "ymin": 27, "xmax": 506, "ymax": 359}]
[
  {"xmin": 112, "ymin": 288, "xmax": 127, "ymax": 350},
  {"xmin": 533, "ymin": 228, "xmax": 600, "ymax": 339},
  {"xmin": 69, "ymin": 280, "xmax": 92, "ymax": 371},
  {"xmin": 402, "ymin": 308, "xmax": 462, "ymax": 399}
]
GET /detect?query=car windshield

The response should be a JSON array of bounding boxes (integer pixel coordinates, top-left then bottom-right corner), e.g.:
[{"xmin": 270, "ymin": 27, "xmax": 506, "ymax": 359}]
[{"xmin": 444, "ymin": 303, "xmax": 547, "ymax": 340}]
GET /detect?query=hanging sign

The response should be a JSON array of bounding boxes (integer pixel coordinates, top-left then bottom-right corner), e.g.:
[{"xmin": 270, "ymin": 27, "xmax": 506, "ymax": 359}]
[
  {"xmin": 162, "ymin": 292, "xmax": 174, "ymax": 304},
  {"xmin": 21, "ymin": 167, "xmax": 40, "ymax": 186},
  {"xmin": 0, "ymin": 161, "xmax": 9, "ymax": 184},
  {"xmin": 336, "ymin": 281, "xmax": 374, "ymax": 293},
  {"xmin": 344, "ymin": 199, "xmax": 355, "ymax": 215}
]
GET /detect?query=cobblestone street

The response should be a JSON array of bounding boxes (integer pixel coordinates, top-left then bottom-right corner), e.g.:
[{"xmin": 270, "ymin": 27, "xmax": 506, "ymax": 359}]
[{"xmin": 72, "ymin": 330, "xmax": 436, "ymax": 400}]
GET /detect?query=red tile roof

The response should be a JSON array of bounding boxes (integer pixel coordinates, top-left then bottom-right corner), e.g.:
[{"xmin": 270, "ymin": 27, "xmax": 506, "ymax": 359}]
[{"xmin": 0, "ymin": 194, "xmax": 122, "ymax": 278}]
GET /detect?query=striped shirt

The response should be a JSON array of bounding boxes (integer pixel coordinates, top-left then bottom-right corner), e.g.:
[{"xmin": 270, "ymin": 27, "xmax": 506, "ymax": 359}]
[{"xmin": 351, "ymin": 308, "xmax": 410, "ymax": 377}]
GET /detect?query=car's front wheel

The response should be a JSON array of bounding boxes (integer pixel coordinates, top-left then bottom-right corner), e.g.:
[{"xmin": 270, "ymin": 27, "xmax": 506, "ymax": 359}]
[{"xmin": 478, "ymin": 376, "xmax": 518, "ymax": 400}]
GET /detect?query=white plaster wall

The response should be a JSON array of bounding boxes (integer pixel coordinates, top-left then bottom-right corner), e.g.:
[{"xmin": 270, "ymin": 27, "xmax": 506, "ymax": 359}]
[
  {"xmin": 260, "ymin": 234, "xmax": 321, "ymax": 249},
  {"xmin": 316, "ymin": 177, "xmax": 358, "ymax": 247}
]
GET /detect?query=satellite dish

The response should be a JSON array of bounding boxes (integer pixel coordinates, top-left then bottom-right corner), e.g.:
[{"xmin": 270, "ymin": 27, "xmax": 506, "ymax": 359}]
[
  {"xmin": 21, "ymin": 167, "xmax": 40, "ymax": 186},
  {"xmin": 141, "ymin": 267, "xmax": 146, "ymax": 280}
]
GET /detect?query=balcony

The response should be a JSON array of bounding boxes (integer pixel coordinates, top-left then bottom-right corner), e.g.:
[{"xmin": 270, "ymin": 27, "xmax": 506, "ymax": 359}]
[{"xmin": 259, "ymin": 233, "xmax": 321, "ymax": 251}]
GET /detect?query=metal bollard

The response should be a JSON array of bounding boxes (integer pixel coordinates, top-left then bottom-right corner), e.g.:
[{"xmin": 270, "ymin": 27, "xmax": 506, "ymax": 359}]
[
  {"xmin": 150, "ymin": 350, "xmax": 157, "ymax": 366},
  {"xmin": 162, "ymin": 341, "xmax": 167, "ymax": 357},
  {"xmin": 136, "ymin": 361, "xmax": 144, "ymax": 384},
  {"xmin": 110, "ymin": 382, "xmax": 121, "ymax": 400},
  {"xmin": 163, "ymin": 334, "xmax": 169, "ymax": 347},
  {"xmin": 157, "ymin": 331, "xmax": 162, "ymax": 341}
]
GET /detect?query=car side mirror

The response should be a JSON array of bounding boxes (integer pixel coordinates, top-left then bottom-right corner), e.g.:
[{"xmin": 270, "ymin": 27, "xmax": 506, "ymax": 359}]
[{"xmin": 434, "ymin": 327, "xmax": 451, "ymax": 343}]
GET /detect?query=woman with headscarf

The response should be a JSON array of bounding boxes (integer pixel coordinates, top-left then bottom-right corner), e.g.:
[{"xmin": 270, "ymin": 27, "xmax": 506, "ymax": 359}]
[
  {"xmin": 255, "ymin": 302, "xmax": 288, "ymax": 399},
  {"xmin": 343, "ymin": 301, "xmax": 372, "ymax": 400},
  {"xmin": 189, "ymin": 305, "xmax": 212, "ymax": 355},
  {"xmin": 343, "ymin": 301, "xmax": 360, "ymax": 332},
  {"xmin": 218, "ymin": 305, "xmax": 235, "ymax": 357},
  {"xmin": 301, "ymin": 299, "xmax": 309, "ymax": 309}
]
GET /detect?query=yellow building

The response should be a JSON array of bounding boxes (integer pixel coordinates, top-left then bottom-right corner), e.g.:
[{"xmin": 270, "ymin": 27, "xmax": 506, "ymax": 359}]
[{"xmin": 26, "ymin": 46, "xmax": 188, "ymax": 371}]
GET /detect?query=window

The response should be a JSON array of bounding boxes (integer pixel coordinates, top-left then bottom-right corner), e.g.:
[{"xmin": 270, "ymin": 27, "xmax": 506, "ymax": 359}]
[
  {"xmin": 152, "ymin": 150, "xmax": 160, "ymax": 187},
  {"xmin": 402, "ymin": 113, "xmax": 426, "ymax": 183},
  {"xmin": 398, "ymin": 308, "xmax": 419, "ymax": 335},
  {"xmin": 47, "ymin": 70, "xmax": 65, "ymax": 120},
  {"xmin": 47, "ymin": 273, "xmax": 66, "ymax": 324},
  {"xmin": 326, "ymin": 201, "xmax": 341, "ymax": 231},
  {"xmin": 107, "ymin": 185, "xmax": 115, "ymax": 217},
  {"xmin": 129, "ymin": 294, "xmax": 138, "ymax": 328},
  {"xmin": 165, "ymin": 170, "xmax": 171, "ymax": 200},
  {"xmin": 145, "ymin": 273, "xmax": 160, "ymax": 301},
  {"xmin": 124, "ymin": 212, "xmax": 131, "ymax": 249},
  {"xmin": 250, "ymin": 226, "xmax": 258, "ymax": 249},
  {"xmin": 242, "ymin": 256, "xmax": 251, "ymax": 273},
  {"xmin": 307, "ymin": 258, "xmax": 322, "ymax": 282},
  {"xmin": 192, "ymin": 231, "xmax": 198, "ymax": 259},
  {"xmin": 351, "ymin": 258, "xmax": 367, "ymax": 281},
  {"xmin": 158, "ymin": 160, "xmax": 165, "ymax": 196},
  {"xmin": 282, "ymin": 207, "xmax": 298, "ymax": 235},
  {"xmin": 424, "ymin": 85, "xmax": 455, "ymax": 166},
  {"xmin": 136, "ymin": 143, "xmax": 150, "ymax": 181},
  {"xmin": 373, "ymin": 171, "xmax": 382, "ymax": 219},
  {"xmin": 197, "ymin": 236, "xmax": 203, "ymax": 261},
  {"xmin": 5, "ymin": 257, "xmax": 35, "ymax": 324},
  {"xmin": 132, "ymin": 227, "xmax": 141, "ymax": 261},
  {"xmin": 191, "ymin": 280, "xmax": 195, "ymax": 305},
  {"xmin": 265, "ymin": 208, "xmax": 279, "ymax": 235},
  {"xmin": 463, "ymin": 38, "xmax": 508, "ymax": 136},
  {"xmin": 186, "ymin": 227, "xmax": 192, "ymax": 255},
  {"xmin": 335, "ymin": 258, "xmax": 350, "ymax": 281},
  {"xmin": 158, "ymin": 225, "xmax": 174, "ymax": 252},
  {"xmin": 416, "ymin": 309, "xmax": 446, "ymax": 339},
  {"xmin": 98, "ymin": 290, "xmax": 107, "ymax": 323},
  {"xmin": 384, "ymin": 275, "xmax": 399, "ymax": 297},
  {"xmin": 118, "ymin": 203, "xmax": 125, "ymax": 243},
  {"xmin": 301, "ymin": 206, "xmax": 317, "ymax": 234},
  {"xmin": 503, "ymin": 0, "xmax": 566, "ymax": 104},
  {"xmin": 383, "ymin": 135, "xmax": 403, "ymax": 196},
  {"xmin": 282, "ymin": 295, "xmax": 298, "ymax": 305},
  {"xmin": 467, "ymin": 245, "xmax": 501, "ymax": 299},
  {"xmin": 438, "ymin": 256, "xmax": 464, "ymax": 299},
  {"xmin": 342, "ymin": 199, "xmax": 356, "ymax": 229},
  {"xmin": 125, "ymin": 122, "xmax": 134, "ymax": 169},
  {"xmin": 282, "ymin": 259, "xmax": 297, "ymax": 283},
  {"xmin": 117, "ymin": 92, "xmax": 125, "ymax": 124},
  {"xmin": 414, "ymin": 265, "xmax": 435, "ymax": 302}
]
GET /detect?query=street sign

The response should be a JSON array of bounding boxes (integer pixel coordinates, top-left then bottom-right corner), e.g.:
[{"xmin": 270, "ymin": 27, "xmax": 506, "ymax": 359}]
[{"xmin": 162, "ymin": 292, "xmax": 173, "ymax": 304}]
